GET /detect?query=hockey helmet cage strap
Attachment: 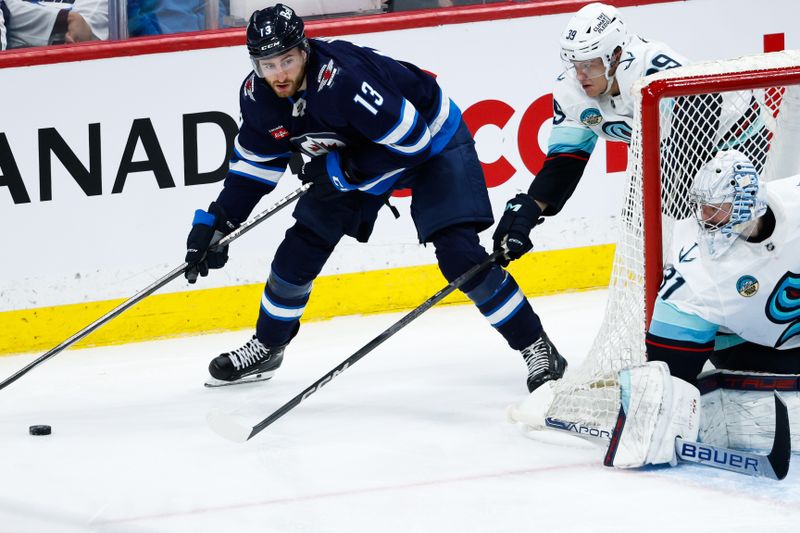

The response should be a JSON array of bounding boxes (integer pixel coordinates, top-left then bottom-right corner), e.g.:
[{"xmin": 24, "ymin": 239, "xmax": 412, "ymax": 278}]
[
  {"xmin": 246, "ymin": 4, "xmax": 309, "ymax": 74},
  {"xmin": 560, "ymin": 3, "xmax": 629, "ymax": 69},
  {"xmin": 690, "ymin": 149, "xmax": 768, "ymax": 258}
]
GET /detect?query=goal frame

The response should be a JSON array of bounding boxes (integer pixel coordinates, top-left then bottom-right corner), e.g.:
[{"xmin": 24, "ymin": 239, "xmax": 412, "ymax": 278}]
[{"xmin": 640, "ymin": 65, "xmax": 800, "ymax": 328}]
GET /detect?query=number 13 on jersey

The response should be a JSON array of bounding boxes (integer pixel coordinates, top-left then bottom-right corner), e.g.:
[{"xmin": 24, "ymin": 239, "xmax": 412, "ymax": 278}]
[{"xmin": 354, "ymin": 82, "xmax": 383, "ymax": 115}]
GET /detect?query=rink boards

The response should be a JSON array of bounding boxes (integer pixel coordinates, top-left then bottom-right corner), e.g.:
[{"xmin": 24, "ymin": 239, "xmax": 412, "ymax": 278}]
[{"xmin": 0, "ymin": 0, "xmax": 793, "ymax": 354}]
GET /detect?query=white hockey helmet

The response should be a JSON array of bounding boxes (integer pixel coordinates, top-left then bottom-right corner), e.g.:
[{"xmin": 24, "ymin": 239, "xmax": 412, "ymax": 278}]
[
  {"xmin": 690, "ymin": 150, "xmax": 768, "ymax": 258},
  {"xmin": 560, "ymin": 3, "xmax": 630, "ymax": 70}
]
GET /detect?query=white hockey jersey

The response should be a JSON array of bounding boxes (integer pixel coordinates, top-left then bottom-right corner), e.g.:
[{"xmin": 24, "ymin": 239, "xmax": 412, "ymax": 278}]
[
  {"xmin": 662, "ymin": 176, "xmax": 800, "ymax": 350},
  {"xmin": 5, "ymin": 0, "xmax": 106, "ymax": 48},
  {"xmin": 550, "ymin": 36, "xmax": 689, "ymax": 150}
]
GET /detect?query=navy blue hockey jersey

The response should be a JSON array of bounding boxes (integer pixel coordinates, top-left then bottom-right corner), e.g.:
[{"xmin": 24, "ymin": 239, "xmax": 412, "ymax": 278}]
[{"xmin": 219, "ymin": 38, "xmax": 462, "ymax": 221}]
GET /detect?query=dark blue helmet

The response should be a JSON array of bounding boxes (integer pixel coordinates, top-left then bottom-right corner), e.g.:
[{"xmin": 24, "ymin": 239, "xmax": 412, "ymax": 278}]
[{"xmin": 246, "ymin": 4, "xmax": 308, "ymax": 64}]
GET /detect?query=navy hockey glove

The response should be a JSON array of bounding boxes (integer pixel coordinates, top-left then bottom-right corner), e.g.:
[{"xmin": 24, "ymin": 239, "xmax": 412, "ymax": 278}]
[
  {"xmin": 492, "ymin": 194, "xmax": 544, "ymax": 267},
  {"xmin": 185, "ymin": 202, "xmax": 238, "ymax": 284},
  {"xmin": 289, "ymin": 152, "xmax": 347, "ymax": 202}
]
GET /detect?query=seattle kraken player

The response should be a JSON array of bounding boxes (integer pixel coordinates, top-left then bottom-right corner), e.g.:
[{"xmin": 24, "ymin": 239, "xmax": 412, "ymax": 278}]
[
  {"xmin": 644, "ymin": 150, "xmax": 800, "ymax": 452},
  {"xmin": 647, "ymin": 149, "xmax": 800, "ymax": 381},
  {"xmin": 493, "ymin": 2, "xmax": 768, "ymax": 263},
  {"xmin": 492, "ymin": 3, "xmax": 689, "ymax": 263},
  {"xmin": 184, "ymin": 4, "xmax": 567, "ymax": 390}
]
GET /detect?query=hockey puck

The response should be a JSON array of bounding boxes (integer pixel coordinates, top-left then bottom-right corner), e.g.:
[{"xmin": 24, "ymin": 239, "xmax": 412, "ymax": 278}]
[{"xmin": 29, "ymin": 425, "xmax": 52, "ymax": 436}]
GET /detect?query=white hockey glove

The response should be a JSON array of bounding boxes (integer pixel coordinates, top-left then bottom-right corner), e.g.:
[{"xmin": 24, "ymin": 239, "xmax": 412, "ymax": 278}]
[{"xmin": 604, "ymin": 361, "xmax": 700, "ymax": 468}]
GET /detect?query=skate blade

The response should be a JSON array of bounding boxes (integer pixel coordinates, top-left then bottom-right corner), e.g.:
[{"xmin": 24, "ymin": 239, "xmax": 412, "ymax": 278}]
[{"xmin": 204, "ymin": 370, "xmax": 277, "ymax": 388}]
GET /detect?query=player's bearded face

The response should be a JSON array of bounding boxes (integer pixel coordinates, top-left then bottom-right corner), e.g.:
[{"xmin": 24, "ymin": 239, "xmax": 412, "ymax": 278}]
[
  {"xmin": 259, "ymin": 49, "xmax": 308, "ymax": 98},
  {"xmin": 570, "ymin": 57, "xmax": 609, "ymax": 97}
]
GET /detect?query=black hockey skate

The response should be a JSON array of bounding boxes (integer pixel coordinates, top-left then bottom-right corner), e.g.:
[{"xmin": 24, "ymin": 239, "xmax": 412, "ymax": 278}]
[
  {"xmin": 205, "ymin": 335, "xmax": 285, "ymax": 387},
  {"xmin": 521, "ymin": 331, "xmax": 568, "ymax": 393}
]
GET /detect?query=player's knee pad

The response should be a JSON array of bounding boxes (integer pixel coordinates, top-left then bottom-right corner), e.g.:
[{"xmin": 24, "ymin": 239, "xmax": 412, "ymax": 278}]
[
  {"xmin": 272, "ymin": 223, "xmax": 337, "ymax": 284},
  {"xmin": 430, "ymin": 224, "xmax": 491, "ymax": 291},
  {"xmin": 605, "ymin": 361, "xmax": 700, "ymax": 469},
  {"xmin": 698, "ymin": 369, "xmax": 800, "ymax": 450}
]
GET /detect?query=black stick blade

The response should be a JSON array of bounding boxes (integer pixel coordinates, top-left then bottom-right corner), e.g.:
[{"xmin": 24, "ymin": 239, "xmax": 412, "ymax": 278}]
[{"xmin": 768, "ymin": 391, "xmax": 791, "ymax": 481}]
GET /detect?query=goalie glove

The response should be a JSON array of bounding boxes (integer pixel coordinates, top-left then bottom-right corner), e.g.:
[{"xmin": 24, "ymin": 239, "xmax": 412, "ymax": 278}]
[{"xmin": 604, "ymin": 361, "xmax": 700, "ymax": 468}]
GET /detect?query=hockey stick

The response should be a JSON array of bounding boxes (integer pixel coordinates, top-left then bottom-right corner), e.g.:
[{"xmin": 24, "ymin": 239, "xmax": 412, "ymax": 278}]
[
  {"xmin": 0, "ymin": 183, "xmax": 311, "ymax": 392},
  {"xmin": 207, "ymin": 251, "xmax": 503, "ymax": 443},
  {"xmin": 674, "ymin": 392, "xmax": 791, "ymax": 480},
  {"xmin": 512, "ymin": 392, "xmax": 791, "ymax": 480}
]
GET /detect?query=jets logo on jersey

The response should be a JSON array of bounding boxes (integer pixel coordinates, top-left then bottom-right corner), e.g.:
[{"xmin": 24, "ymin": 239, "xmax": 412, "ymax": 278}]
[
  {"xmin": 736, "ymin": 275, "xmax": 759, "ymax": 297},
  {"xmin": 291, "ymin": 133, "xmax": 347, "ymax": 156},
  {"xmin": 269, "ymin": 126, "xmax": 289, "ymax": 140},
  {"xmin": 317, "ymin": 60, "xmax": 339, "ymax": 92},
  {"xmin": 580, "ymin": 108, "xmax": 603, "ymax": 126},
  {"xmin": 244, "ymin": 74, "xmax": 257, "ymax": 103},
  {"xmin": 766, "ymin": 271, "xmax": 800, "ymax": 348}
]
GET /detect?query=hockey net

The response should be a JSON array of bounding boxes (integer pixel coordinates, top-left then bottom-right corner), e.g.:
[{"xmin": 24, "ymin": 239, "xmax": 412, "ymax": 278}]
[{"xmin": 515, "ymin": 50, "xmax": 800, "ymax": 433}]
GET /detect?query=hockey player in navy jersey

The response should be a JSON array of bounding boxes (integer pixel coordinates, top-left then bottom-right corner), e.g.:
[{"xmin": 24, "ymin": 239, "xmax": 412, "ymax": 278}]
[{"xmin": 184, "ymin": 4, "xmax": 567, "ymax": 390}]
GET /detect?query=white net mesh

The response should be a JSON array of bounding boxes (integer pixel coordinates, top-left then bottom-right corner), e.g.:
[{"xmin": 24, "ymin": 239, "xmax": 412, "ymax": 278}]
[{"xmin": 541, "ymin": 50, "xmax": 800, "ymax": 430}]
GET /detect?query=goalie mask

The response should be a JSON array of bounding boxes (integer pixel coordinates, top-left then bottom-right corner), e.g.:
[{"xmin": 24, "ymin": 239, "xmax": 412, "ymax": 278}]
[
  {"xmin": 246, "ymin": 4, "xmax": 309, "ymax": 78},
  {"xmin": 560, "ymin": 3, "xmax": 629, "ymax": 92},
  {"xmin": 689, "ymin": 150, "xmax": 768, "ymax": 259}
]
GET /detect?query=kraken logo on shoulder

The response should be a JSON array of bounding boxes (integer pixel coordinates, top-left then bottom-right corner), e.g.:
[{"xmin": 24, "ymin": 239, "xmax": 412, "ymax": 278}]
[
  {"xmin": 291, "ymin": 132, "xmax": 347, "ymax": 156},
  {"xmin": 601, "ymin": 121, "xmax": 632, "ymax": 143},
  {"xmin": 766, "ymin": 271, "xmax": 800, "ymax": 347},
  {"xmin": 580, "ymin": 108, "xmax": 603, "ymax": 126}
]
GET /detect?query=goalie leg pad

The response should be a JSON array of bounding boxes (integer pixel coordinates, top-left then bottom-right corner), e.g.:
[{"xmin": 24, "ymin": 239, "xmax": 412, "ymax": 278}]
[
  {"xmin": 698, "ymin": 369, "xmax": 800, "ymax": 450},
  {"xmin": 605, "ymin": 361, "xmax": 700, "ymax": 469}
]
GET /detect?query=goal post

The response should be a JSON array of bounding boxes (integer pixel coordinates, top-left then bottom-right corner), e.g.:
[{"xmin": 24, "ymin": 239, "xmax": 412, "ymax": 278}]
[
  {"xmin": 640, "ymin": 54, "xmax": 800, "ymax": 327},
  {"xmin": 512, "ymin": 50, "xmax": 800, "ymax": 434}
]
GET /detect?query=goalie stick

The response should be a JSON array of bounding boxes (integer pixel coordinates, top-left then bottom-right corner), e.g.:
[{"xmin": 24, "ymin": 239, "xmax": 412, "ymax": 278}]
[
  {"xmin": 510, "ymin": 392, "xmax": 791, "ymax": 480},
  {"xmin": 0, "ymin": 183, "xmax": 311, "ymax": 392},
  {"xmin": 207, "ymin": 251, "xmax": 502, "ymax": 443}
]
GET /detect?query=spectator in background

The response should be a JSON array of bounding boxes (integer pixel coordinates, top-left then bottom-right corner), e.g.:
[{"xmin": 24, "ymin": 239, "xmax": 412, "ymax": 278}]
[
  {"xmin": 1, "ymin": 1, "xmax": 7, "ymax": 50},
  {"xmin": 128, "ymin": 0, "xmax": 227, "ymax": 36},
  {"xmin": 387, "ymin": 0, "xmax": 505, "ymax": 12},
  {"xmin": 4, "ymin": 0, "xmax": 105, "ymax": 48}
]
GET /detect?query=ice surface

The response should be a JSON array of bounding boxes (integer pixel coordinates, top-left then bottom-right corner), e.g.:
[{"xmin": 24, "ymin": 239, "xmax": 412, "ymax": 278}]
[{"xmin": 1, "ymin": 290, "xmax": 798, "ymax": 532}]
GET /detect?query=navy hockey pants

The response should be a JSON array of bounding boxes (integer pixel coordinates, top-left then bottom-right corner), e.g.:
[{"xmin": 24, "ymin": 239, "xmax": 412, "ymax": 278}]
[{"xmin": 256, "ymin": 121, "xmax": 542, "ymax": 352}]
